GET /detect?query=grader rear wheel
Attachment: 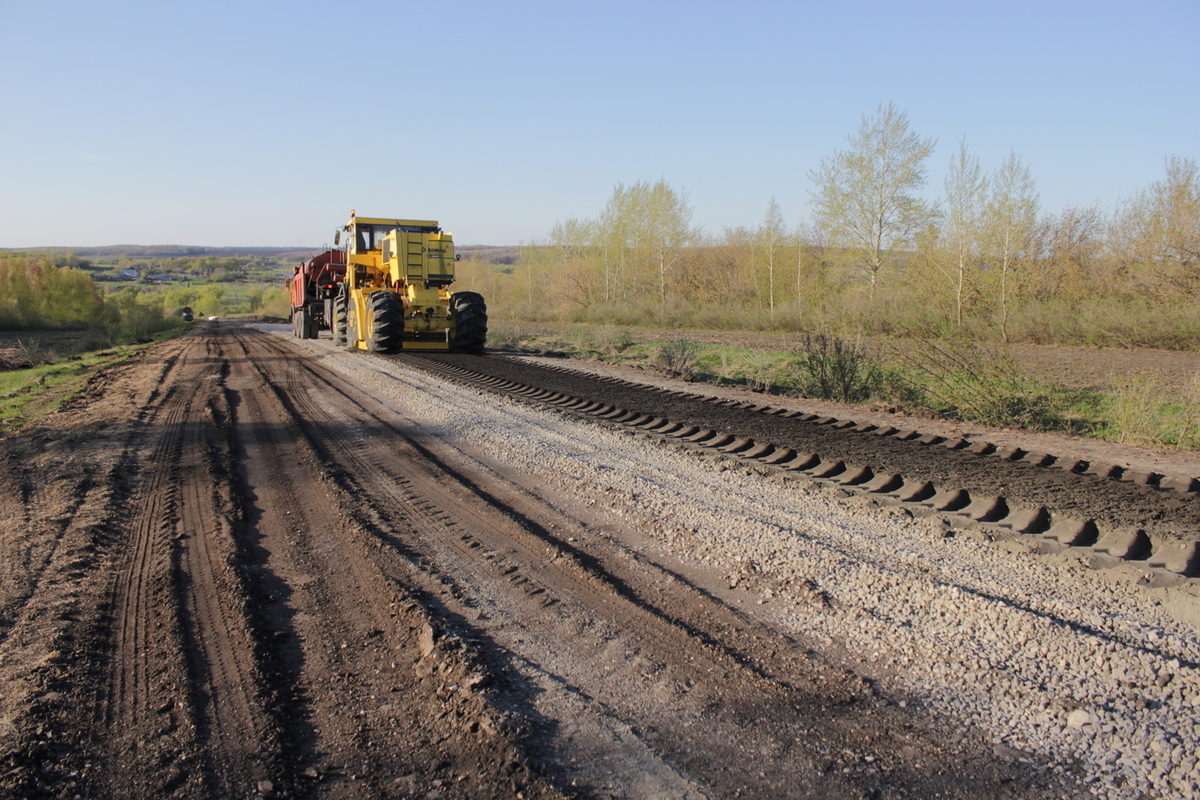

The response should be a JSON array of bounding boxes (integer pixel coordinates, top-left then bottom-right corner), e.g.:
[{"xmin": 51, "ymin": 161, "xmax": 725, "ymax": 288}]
[
  {"xmin": 450, "ymin": 291, "xmax": 487, "ymax": 354},
  {"xmin": 332, "ymin": 291, "xmax": 348, "ymax": 347}
]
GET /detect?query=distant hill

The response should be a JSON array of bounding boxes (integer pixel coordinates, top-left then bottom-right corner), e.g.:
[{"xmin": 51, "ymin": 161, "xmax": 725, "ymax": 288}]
[
  {"xmin": 3, "ymin": 245, "xmax": 321, "ymax": 262},
  {"xmin": 6, "ymin": 244, "xmax": 523, "ymax": 265},
  {"xmin": 457, "ymin": 245, "xmax": 522, "ymax": 265}
]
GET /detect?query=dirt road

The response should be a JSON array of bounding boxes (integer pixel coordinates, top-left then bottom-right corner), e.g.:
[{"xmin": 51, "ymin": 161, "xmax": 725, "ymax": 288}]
[{"xmin": 1, "ymin": 322, "xmax": 1195, "ymax": 798}]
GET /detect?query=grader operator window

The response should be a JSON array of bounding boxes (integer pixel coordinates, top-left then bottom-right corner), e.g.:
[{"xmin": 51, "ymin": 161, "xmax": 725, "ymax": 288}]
[
  {"xmin": 354, "ymin": 224, "xmax": 389, "ymax": 252},
  {"xmin": 352, "ymin": 222, "xmax": 442, "ymax": 253}
]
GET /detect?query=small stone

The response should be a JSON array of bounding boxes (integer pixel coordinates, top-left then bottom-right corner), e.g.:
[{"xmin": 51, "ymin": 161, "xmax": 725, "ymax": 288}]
[
  {"xmin": 1066, "ymin": 709, "xmax": 1093, "ymax": 729},
  {"xmin": 419, "ymin": 623, "xmax": 438, "ymax": 658},
  {"xmin": 256, "ymin": 779, "xmax": 274, "ymax": 793},
  {"xmin": 992, "ymin": 743, "xmax": 1022, "ymax": 763}
]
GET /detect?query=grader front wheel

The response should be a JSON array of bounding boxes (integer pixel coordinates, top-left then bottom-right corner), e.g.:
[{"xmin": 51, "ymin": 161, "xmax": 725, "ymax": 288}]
[{"xmin": 368, "ymin": 291, "xmax": 405, "ymax": 353}]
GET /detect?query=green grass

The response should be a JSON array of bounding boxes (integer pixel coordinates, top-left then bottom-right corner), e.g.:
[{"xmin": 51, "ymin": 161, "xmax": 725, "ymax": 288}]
[
  {"xmin": 0, "ymin": 328, "xmax": 186, "ymax": 431},
  {"xmin": 0, "ymin": 330, "xmax": 92, "ymax": 360},
  {"xmin": 0, "ymin": 351, "xmax": 122, "ymax": 429}
]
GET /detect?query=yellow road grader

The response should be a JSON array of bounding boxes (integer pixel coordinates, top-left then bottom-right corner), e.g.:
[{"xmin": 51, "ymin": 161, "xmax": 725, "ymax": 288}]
[{"xmin": 288, "ymin": 212, "xmax": 487, "ymax": 354}]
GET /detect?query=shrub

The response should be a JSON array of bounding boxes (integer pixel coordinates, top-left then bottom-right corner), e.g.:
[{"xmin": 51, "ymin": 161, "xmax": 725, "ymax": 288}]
[
  {"xmin": 1103, "ymin": 372, "xmax": 1200, "ymax": 450},
  {"xmin": 656, "ymin": 338, "xmax": 698, "ymax": 378},
  {"xmin": 891, "ymin": 338, "xmax": 1091, "ymax": 430},
  {"xmin": 793, "ymin": 334, "xmax": 884, "ymax": 402},
  {"xmin": 595, "ymin": 324, "xmax": 637, "ymax": 355}
]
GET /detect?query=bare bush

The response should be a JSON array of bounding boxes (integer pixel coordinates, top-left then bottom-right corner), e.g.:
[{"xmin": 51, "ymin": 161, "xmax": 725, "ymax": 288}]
[
  {"xmin": 656, "ymin": 338, "xmax": 698, "ymax": 378},
  {"xmin": 0, "ymin": 340, "xmax": 49, "ymax": 371},
  {"xmin": 595, "ymin": 325, "xmax": 637, "ymax": 355},
  {"xmin": 794, "ymin": 334, "xmax": 883, "ymax": 402},
  {"xmin": 893, "ymin": 338, "xmax": 1064, "ymax": 428}
]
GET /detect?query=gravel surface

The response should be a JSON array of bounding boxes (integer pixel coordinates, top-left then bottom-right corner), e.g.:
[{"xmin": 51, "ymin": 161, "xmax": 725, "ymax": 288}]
[{"xmin": 294, "ymin": 329, "xmax": 1200, "ymax": 799}]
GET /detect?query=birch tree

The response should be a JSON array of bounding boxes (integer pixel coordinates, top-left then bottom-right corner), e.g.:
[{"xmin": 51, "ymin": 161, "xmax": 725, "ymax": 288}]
[
  {"xmin": 643, "ymin": 180, "xmax": 696, "ymax": 311},
  {"xmin": 598, "ymin": 182, "xmax": 647, "ymax": 304},
  {"xmin": 593, "ymin": 180, "xmax": 696, "ymax": 312},
  {"xmin": 808, "ymin": 103, "xmax": 936, "ymax": 292},
  {"xmin": 983, "ymin": 153, "xmax": 1038, "ymax": 342},
  {"xmin": 754, "ymin": 197, "xmax": 788, "ymax": 315},
  {"xmin": 941, "ymin": 139, "xmax": 988, "ymax": 328}
]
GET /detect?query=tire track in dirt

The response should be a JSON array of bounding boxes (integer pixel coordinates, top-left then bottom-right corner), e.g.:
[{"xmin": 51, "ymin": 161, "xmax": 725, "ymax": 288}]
[
  {"xmin": 98, "ymin": 332, "xmax": 286, "ymax": 797},
  {"xmin": 0, "ymin": 452, "xmax": 96, "ymax": 645},
  {"xmin": 203, "ymin": 328, "xmax": 562, "ymax": 798},
  {"xmin": 103, "ymin": 376, "xmax": 197, "ymax": 795},
  {"xmin": 0, "ymin": 343, "xmax": 191, "ymax": 796},
  {"xmin": 237, "ymin": 326, "xmax": 1083, "ymax": 798},
  {"xmin": 0, "ymin": 350, "xmax": 183, "ymax": 650}
]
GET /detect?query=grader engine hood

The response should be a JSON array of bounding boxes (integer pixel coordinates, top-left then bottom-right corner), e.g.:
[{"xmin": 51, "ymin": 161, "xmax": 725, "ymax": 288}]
[{"xmin": 381, "ymin": 230, "xmax": 457, "ymax": 289}]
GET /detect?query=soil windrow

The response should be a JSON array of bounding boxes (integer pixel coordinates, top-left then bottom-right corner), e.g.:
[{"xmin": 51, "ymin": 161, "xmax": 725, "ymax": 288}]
[{"xmin": 415, "ymin": 353, "xmax": 1200, "ymax": 542}]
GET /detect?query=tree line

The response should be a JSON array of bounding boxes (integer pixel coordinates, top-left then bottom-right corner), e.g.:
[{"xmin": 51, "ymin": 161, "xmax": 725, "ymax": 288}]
[
  {"xmin": 457, "ymin": 103, "xmax": 1198, "ymax": 349},
  {"xmin": 101, "ymin": 254, "xmax": 278, "ymax": 280},
  {"xmin": 0, "ymin": 254, "xmax": 186, "ymax": 345},
  {"xmin": 0, "ymin": 255, "xmax": 106, "ymax": 329}
]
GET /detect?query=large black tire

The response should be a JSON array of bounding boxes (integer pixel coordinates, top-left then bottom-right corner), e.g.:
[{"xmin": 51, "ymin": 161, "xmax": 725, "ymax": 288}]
[
  {"xmin": 304, "ymin": 309, "xmax": 319, "ymax": 339},
  {"xmin": 450, "ymin": 291, "xmax": 487, "ymax": 354},
  {"xmin": 332, "ymin": 289, "xmax": 348, "ymax": 347},
  {"xmin": 297, "ymin": 307, "xmax": 315, "ymax": 339},
  {"xmin": 368, "ymin": 291, "xmax": 405, "ymax": 353},
  {"xmin": 291, "ymin": 309, "xmax": 301, "ymax": 338}
]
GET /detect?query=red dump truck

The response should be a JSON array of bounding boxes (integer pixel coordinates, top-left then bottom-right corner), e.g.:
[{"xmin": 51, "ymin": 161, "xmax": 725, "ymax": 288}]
[{"xmin": 286, "ymin": 249, "xmax": 347, "ymax": 339}]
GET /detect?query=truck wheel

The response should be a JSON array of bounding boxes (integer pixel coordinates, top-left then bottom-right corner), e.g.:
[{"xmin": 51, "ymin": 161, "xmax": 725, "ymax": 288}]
[
  {"xmin": 332, "ymin": 291, "xmax": 348, "ymax": 347},
  {"xmin": 450, "ymin": 291, "xmax": 487, "ymax": 354},
  {"xmin": 368, "ymin": 291, "xmax": 404, "ymax": 353},
  {"xmin": 345, "ymin": 305, "xmax": 360, "ymax": 352}
]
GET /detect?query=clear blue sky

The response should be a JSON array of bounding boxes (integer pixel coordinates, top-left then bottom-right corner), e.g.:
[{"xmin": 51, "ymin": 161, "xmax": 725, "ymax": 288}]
[{"xmin": 1, "ymin": 0, "xmax": 1196, "ymax": 248}]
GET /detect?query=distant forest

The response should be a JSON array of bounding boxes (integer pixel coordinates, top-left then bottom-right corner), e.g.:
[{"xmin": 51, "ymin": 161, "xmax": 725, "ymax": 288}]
[{"xmin": 0, "ymin": 249, "xmax": 290, "ymax": 345}]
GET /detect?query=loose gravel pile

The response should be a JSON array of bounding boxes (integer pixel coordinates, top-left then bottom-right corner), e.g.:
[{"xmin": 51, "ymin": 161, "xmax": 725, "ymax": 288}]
[{"xmin": 269, "ymin": 327, "xmax": 1200, "ymax": 798}]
